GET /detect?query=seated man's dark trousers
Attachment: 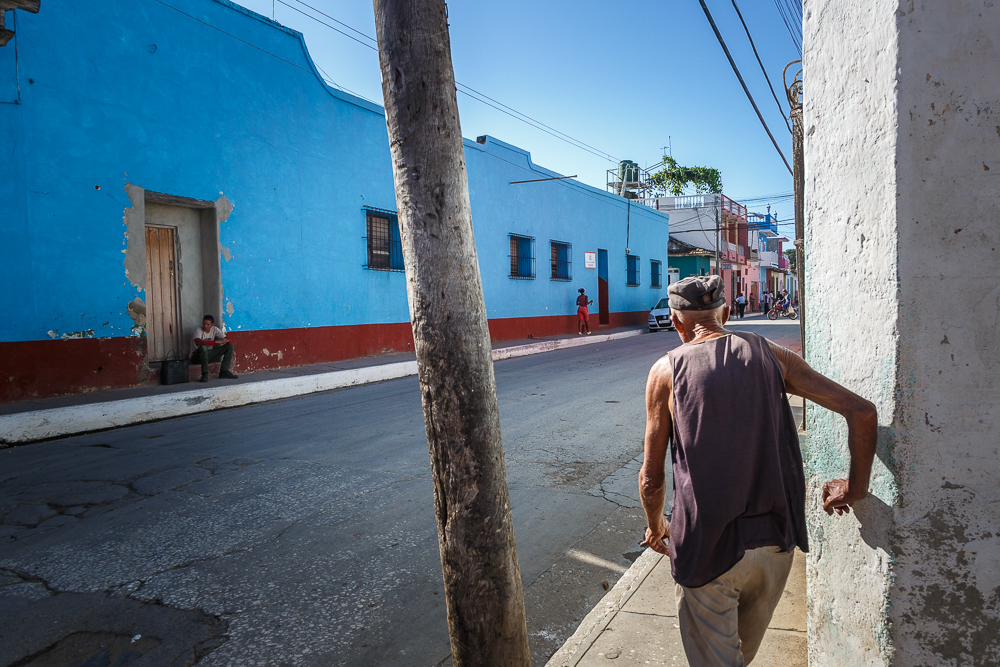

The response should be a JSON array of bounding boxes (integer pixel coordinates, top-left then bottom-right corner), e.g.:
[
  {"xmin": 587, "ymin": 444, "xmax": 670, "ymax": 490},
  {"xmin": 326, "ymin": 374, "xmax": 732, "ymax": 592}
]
[{"xmin": 191, "ymin": 343, "xmax": 235, "ymax": 376}]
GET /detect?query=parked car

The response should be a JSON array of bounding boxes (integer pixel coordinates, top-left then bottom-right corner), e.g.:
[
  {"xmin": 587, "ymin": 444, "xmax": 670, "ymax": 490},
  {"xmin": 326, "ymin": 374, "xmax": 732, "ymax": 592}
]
[{"xmin": 648, "ymin": 298, "xmax": 675, "ymax": 331}]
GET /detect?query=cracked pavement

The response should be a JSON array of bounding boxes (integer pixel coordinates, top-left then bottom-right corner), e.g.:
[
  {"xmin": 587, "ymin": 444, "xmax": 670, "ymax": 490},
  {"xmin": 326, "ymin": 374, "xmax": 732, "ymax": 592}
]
[{"xmin": 0, "ymin": 326, "xmax": 808, "ymax": 666}]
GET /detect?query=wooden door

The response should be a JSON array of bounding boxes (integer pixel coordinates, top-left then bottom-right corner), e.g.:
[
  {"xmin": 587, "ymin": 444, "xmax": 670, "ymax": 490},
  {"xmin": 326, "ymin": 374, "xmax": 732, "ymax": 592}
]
[
  {"xmin": 145, "ymin": 226, "xmax": 181, "ymax": 361},
  {"xmin": 597, "ymin": 249, "xmax": 609, "ymax": 325}
]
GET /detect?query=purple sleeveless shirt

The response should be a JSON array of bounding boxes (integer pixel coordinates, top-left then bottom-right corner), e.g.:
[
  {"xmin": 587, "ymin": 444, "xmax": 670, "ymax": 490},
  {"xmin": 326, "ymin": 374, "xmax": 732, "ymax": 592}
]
[{"xmin": 668, "ymin": 331, "xmax": 807, "ymax": 588}]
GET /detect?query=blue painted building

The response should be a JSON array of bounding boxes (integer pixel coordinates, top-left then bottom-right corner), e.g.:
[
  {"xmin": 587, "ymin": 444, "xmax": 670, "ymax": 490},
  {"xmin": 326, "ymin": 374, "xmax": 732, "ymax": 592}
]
[{"xmin": 0, "ymin": 0, "xmax": 668, "ymax": 401}]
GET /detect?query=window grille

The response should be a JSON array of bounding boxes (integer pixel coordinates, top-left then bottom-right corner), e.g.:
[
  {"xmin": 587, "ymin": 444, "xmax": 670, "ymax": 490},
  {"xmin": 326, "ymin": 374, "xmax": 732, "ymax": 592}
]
[
  {"xmin": 550, "ymin": 241, "xmax": 572, "ymax": 281},
  {"xmin": 626, "ymin": 254, "xmax": 640, "ymax": 286},
  {"xmin": 364, "ymin": 208, "xmax": 404, "ymax": 271},
  {"xmin": 650, "ymin": 260, "xmax": 662, "ymax": 288},
  {"xmin": 509, "ymin": 234, "xmax": 535, "ymax": 279}
]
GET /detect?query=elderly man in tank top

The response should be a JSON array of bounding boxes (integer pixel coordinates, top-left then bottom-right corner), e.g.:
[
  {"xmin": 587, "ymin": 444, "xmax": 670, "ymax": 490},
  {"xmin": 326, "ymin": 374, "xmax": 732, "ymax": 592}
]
[{"xmin": 639, "ymin": 275, "xmax": 877, "ymax": 666}]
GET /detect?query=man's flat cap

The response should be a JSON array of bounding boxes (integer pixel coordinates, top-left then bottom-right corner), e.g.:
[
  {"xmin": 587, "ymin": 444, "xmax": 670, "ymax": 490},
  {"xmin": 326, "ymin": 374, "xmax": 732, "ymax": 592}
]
[{"xmin": 668, "ymin": 275, "xmax": 726, "ymax": 311}]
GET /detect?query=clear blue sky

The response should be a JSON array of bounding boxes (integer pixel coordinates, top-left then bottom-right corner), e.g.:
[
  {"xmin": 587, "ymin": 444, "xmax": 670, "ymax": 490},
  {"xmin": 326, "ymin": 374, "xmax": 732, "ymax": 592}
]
[{"xmin": 234, "ymin": 0, "xmax": 801, "ymax": 220}]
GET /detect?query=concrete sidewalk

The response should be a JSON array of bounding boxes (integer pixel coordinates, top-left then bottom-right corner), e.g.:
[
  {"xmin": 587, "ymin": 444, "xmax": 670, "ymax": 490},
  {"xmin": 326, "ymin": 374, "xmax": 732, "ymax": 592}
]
[
  {"xmin": 546, "ymin": 548, "xmax": 807, "ymax": 667},
  {"xmin": 0, "ymin": 325, "xmax": 648, "ymax": 445}
]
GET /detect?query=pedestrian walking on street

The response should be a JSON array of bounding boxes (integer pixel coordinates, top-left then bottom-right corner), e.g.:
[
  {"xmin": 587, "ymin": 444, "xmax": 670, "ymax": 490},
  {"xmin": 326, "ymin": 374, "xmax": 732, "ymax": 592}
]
[
  {"xmin": 736, "ymin": 293, "xmax": 747, "ymax": 319},
  {"xmin": 576, "ymin": 288, "xmax": 593, "ymax": 335},
  {"xmin": 639, "ymin": 275, "xmax": 877, "ymax": 666}
]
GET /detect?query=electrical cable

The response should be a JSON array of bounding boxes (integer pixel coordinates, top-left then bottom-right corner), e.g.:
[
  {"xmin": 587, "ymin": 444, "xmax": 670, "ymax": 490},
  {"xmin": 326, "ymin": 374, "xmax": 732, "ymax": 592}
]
[
  {"xmin": 456, "ymin": 88, "xmax": 618, "ymax": 163},
  {"xmin": 697, "ymin": 0, "xmax": 793, "ymax": 175},
  {"xmin": 281, "ymin": 0, "xmax": 619, "ymax": 163},
  {"xmin": 730, "ymin": 0, "xmax": 792, "ymax": 134},
  {"xmin": 772, "ymin": 0, "xmax": 802, "ymax": 53},
  {"xmin": 276, "ymin": 0, "xmax": 378, "ymax": 51},
  {"xmin": 146, "ymin": 0, "xmax": 376, "ymax": 102}
]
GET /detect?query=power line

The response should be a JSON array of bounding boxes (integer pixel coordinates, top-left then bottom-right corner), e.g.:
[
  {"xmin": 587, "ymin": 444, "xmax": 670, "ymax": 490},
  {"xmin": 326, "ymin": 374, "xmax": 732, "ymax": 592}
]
[
  {"xmin": 730, "ymin": 0, "xmax": 791, "ymax": 134},
  {"xmin": 281, "ymin": 0, "xmax": 619, "ymax": 163},
  {"xmin": 697, "ymin": 0, "xmax": 793, "ymax": 175},
  {"xmin": 456, "ymin": 87, "xmax": 617, "ymax": 163},
  {"xmin": 773, "ymin": 0, "xmax": 802, "ymax": 53},
  {"xmin": 276, "ymin": 0, "xmax": 379, "ymax": 51},
  {"xmin": 456, "ymin": 83, "xmax": 618, "ymax": 162},
  {"xmin": 146, "ymin": 0, "xmax": 376, "ymax": 102}
]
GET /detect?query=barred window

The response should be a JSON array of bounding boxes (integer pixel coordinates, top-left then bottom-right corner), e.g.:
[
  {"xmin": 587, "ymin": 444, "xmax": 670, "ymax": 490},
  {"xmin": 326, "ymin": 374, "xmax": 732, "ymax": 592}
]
[
  {"xmin": 650, "ymin": 260, "xmax": 662, "ymax": 288},
  {"xmin": 626, "ymin": 254, "xmax": 640, "ymax": 286},
  {"xmin": 509, "ymin": 234, "xmax": 535, "ymax": 279},
  {"xmin": 365, "ymin": 208, "xmax": 404, "ymax": 271},
  {"xmin": 550, "ymin": 241, "xmax": 571, "ymax": 281}
]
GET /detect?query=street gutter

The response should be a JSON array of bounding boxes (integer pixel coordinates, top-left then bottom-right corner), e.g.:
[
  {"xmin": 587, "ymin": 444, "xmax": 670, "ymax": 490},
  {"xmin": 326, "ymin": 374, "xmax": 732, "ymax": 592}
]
[{"xmin": 1, "ymin": 329, "xmax": 645, "ymax": 445}]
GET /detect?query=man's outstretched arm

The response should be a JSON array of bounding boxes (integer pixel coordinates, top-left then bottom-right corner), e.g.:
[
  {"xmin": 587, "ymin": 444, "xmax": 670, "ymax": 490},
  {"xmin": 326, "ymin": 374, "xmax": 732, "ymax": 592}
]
[
  {"xmin": 767, "ymin": 341, "xmax": 879, "ymax": 516},
  {"xmin": 639, "ymin": 355, "xmax": 673, "ymax": 554}
]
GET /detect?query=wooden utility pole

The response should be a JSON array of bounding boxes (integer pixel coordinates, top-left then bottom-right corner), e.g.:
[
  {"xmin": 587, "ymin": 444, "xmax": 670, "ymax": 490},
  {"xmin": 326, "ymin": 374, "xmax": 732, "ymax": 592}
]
[
  {"xmin": 371, "ymin": 1, "xmax": 531, "ymax": 664},
  {"xmin": 786, "ymin": 61, "xmax": 806, "ymax": 429}
]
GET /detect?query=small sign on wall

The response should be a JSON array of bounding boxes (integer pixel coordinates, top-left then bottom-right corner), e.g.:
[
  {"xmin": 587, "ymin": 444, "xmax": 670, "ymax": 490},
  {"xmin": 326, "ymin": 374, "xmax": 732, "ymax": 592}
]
[{"xmin": 584, "ymin": 252, "xmax": 597, "ymax": 269}]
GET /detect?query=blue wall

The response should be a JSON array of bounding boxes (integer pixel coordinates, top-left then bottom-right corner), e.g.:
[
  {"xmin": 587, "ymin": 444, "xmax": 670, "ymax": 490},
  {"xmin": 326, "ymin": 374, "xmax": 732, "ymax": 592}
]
[
  {"xmin": 0, "ymin": 0, "xmax": 667, "ymax": 346},
  {"xmin": 467, "ymin": 137, "xmax": 669, "ymax": 322}
]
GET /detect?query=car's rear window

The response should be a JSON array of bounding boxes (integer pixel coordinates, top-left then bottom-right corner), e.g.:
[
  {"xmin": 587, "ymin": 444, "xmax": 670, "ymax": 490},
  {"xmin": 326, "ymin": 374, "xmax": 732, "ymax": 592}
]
[{"xmin": 654, "ymin": 298, "xmax": 670, "ymax": 309}]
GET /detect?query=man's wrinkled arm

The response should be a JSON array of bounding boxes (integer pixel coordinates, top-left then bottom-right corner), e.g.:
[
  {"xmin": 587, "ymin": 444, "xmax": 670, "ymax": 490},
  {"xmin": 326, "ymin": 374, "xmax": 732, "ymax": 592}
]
[
  {"xmin": 639, "ymin": 357, "xmax": 672, "ymax": 553},
  {"xmin": 768, "ymin": 341, "xmax": 879, "ymax": 515}
]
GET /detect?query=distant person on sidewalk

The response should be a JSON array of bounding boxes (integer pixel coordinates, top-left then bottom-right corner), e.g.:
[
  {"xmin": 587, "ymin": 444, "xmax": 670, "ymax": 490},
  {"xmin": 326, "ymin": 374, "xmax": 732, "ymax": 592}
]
[
  {"xmin": 749, "ymin": 293, "xmax": 757, "ymax": 313},
  {"xmin": 576, "ymin": 288, "xmax": 593, "ymax": 335},
  {"xmin": 639, "ymin": 275, "xmax": 877, "ymax": 666},
  {"xmin": 735, "ymin": 293, "xmax": 747, "ymax": 319},
  {"xmin": 191, "ymin": 315, "xmax": 239, "ymax": 382}
]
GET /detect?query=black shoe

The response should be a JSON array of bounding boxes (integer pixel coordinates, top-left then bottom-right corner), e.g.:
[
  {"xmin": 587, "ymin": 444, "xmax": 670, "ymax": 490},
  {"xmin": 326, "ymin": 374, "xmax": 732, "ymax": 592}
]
[
  {"xmin": 199, "ymin": 373, "xmax": 209, "ymax": 383},
  {"xmin": 219, "ymin": 369, "xmax": 239, "ymax": 380}
]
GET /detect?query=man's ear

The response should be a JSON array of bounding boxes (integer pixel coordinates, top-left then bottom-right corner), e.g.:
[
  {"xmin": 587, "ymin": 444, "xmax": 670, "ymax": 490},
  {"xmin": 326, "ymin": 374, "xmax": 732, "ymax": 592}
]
[
  {"xmin": 721, "ymin": 306, "xmax": 730, "ymax": 326},
  {"xmin": 671, "ymin": 312, "xmax": 683, "ymax": 334}
]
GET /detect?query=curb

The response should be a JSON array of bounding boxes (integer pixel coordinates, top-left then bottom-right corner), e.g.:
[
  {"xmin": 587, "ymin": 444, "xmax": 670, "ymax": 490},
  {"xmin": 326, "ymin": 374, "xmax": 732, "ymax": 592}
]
[
  {"xmin": 0, "ymin": 329, "xmax": 645, "ymax": 445},
  {"xmin": 545, "ymin": 548, "xmax": 664, "ymax": 667}
]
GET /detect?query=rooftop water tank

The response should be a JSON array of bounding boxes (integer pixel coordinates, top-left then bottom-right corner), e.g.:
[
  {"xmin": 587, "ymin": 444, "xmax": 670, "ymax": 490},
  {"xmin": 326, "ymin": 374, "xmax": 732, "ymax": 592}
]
[{"xmin": 618, "ymin": 160, "xmax": 639, "ymax": 184}]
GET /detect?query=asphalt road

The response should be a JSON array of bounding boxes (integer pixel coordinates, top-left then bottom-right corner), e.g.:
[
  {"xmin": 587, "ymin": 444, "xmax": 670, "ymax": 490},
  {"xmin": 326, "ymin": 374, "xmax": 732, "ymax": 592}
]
[{"xmin": 0, "ymin": 319, "xmax": 802, "ymax": 667}]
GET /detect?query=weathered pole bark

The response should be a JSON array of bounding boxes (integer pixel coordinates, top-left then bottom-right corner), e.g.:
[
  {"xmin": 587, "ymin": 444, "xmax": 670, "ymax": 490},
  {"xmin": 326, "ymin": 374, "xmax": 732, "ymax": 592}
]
[
  {"xmin": 786, "ymin": 61, "xmax": 806, "ymax": 430},
  {"xmin": 371, "ymin": 1, "xmax": 531, "ymax": 664}
]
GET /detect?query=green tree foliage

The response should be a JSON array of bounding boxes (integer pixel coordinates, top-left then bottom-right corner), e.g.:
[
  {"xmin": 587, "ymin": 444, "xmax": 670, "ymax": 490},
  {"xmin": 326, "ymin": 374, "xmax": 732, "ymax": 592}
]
[{"xmin": 646, "ymin": 156, "xmax": 723, "ymax": 197}]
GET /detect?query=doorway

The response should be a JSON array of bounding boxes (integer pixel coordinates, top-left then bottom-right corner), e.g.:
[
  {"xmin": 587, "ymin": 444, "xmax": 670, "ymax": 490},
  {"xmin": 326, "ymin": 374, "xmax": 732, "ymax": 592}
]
[
  {"xmin": 144, "ymin": 226, "xmax": 181, "ymax": 361},
  {"xmin": 597, "ymin": 249, "xmax": 609, "ymax": 325}
]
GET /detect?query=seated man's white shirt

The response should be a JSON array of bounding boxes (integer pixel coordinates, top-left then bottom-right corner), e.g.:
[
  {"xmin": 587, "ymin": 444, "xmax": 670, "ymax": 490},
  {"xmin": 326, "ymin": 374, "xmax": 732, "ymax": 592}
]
[{"xmin": 191, "ymin": 326, "xmax": 224, "ymax": 355}]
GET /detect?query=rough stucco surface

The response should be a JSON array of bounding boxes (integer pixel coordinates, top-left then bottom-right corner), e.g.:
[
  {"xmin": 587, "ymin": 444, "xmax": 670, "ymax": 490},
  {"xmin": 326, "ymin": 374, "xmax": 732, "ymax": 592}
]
[
  {"xmin": 892, "ymin": 1, "xmax": 1000, "ymax": 663},
  {"xmin": 805, "ymin": 1, "xmax": 1000, "ymax": 664},
  {"xmin": 804, "ymin": 1, "xmax": 899, "ymax": 664}
]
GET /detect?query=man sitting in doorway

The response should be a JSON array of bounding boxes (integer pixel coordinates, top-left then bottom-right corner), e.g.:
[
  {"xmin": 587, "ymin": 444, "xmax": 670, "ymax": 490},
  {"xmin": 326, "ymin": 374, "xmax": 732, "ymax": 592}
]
[{"xmin": 191, "ymin": 315, "xmax": 239, "ymax": 382}]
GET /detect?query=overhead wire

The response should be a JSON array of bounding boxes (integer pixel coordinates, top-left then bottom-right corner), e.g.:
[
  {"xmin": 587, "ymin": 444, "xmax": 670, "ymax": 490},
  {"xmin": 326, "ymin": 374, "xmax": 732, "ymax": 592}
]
[
  {"xmin": 280, "ymin": 0, "xmax": 619, "ymax": 163},
  {"xmin": 730, "ymin": 0, "xmax": 792, "ymax": 134},
  {"xmin": 146, "ymin": 0, "xmax": 377, "ymax": 102},
  {"xmin": 697, "ymin": 0, "xmax": 793, "ymax": 175},
  {"xmin": 772, "ymin": 0, "xmax": 802, "ymax": 53}
]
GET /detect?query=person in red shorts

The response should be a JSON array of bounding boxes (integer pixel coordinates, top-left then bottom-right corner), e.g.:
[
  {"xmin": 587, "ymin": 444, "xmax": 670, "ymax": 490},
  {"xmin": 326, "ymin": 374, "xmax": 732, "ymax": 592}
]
[{"xmin": 576, "ymin": 288, "xmax": 593, "ymax": 335}]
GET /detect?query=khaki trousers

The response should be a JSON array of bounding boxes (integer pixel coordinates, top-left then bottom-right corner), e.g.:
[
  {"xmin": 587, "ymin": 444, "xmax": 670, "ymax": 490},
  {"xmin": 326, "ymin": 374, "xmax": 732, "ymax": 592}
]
[{"xmin": 674, "ymin": 546, "xmax": 794, "ymax": 666}]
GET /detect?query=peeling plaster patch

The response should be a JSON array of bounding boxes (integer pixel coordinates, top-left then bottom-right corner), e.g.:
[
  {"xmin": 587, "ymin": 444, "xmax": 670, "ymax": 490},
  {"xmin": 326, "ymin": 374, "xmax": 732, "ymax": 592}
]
[
  {"xmin": 216, "ymin": 195, "xmax": 233, "ymax": 267},
  {"xmin": 123, "ymin": 183, "xmax": 146, "ymax": 291},
  {"xmin": 225, "ymin": 301, "xmax": 234, "ymax": 317},
  {"xmin": 260, "ymin": 348, "xmax": 283, "ymax": 361},
  {"xmin": 127, "ymin": 298, "xmax": 147, "ymax": 337},
  {"xmin": 58, "ymin": 330, "xmax": 95, "ymax": 340}
]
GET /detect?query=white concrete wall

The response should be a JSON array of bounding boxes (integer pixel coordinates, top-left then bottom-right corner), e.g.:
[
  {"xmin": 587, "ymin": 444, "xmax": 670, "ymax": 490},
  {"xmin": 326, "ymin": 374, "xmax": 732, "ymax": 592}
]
[{"xmin": 805, "ymin": 1, "xmax": 1000, "ymax": 664}]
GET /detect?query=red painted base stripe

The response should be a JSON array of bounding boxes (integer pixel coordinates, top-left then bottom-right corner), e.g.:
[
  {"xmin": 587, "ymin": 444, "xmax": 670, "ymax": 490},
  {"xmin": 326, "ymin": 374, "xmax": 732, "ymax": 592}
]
[{"xmin": 0, "ymin": 311, "xmax": 649, "ymax": 403}]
